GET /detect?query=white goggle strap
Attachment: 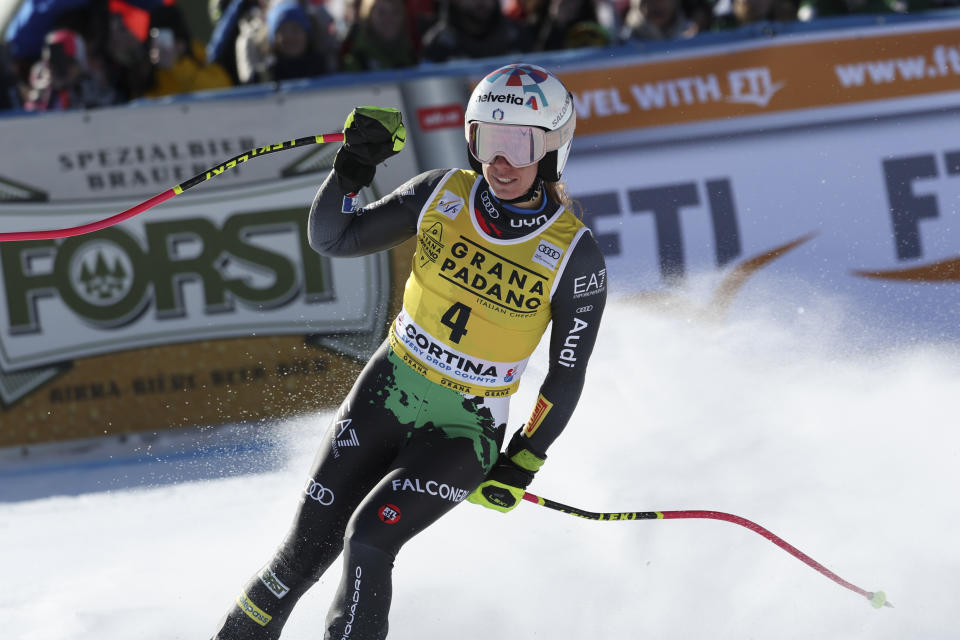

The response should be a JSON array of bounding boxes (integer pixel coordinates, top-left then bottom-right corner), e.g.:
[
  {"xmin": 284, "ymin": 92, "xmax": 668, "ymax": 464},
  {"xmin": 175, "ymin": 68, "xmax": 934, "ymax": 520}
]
[{"xmin": 543, "ymin": 108, "xmax": 576, "ymax": 153}]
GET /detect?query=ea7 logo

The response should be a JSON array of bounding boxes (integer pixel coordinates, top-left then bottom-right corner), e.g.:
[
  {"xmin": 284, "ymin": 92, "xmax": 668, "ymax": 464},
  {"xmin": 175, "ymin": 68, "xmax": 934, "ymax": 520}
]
[
  {"xmin": 331, "ymin": 418, "xmax": 359, "ymax": 458},
  {"xmin": 573, "ymin": 269, "xmax": 606, "ymax": 298}
]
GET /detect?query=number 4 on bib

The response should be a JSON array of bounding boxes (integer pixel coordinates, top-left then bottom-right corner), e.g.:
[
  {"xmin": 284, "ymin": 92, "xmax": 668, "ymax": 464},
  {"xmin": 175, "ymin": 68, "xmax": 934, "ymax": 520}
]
[{"xmin": 441, "ymin": 302, "xmax": 472, "ymax": 344}]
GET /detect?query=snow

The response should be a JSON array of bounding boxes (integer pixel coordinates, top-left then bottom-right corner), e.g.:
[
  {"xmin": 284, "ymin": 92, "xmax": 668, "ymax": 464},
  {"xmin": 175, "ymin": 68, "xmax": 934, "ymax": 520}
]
[{"xmin": 2, "ymin": 297, "xmax": 958, "ymax": 639}]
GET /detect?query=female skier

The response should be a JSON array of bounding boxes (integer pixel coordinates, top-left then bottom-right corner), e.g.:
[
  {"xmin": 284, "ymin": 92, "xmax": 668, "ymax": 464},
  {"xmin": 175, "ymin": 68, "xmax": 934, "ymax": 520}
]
[{"xmin": 212, "ymin": 62, "xmax": 607, "ymax": 639}]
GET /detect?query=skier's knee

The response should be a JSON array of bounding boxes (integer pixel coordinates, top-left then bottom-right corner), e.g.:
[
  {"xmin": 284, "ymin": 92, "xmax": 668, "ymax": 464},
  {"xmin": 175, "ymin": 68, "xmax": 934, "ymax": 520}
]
[
  {"xmin": 343, "ymin": 535, "xmax": 396, "ymax": 568},
  {"xmin": 274, "ymin": 546, "xmax": 324, "ymax": 583}
]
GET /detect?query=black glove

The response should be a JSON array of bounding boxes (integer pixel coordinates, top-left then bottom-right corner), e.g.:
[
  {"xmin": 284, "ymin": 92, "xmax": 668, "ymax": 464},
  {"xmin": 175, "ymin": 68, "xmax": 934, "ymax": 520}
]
[
  {"xmin": 333, "ymin": 106, "xmax": 406, "ymax": 195},
  {"xmin": 467, "ymin": 431, "xmax": 547, "ymax": 513}
]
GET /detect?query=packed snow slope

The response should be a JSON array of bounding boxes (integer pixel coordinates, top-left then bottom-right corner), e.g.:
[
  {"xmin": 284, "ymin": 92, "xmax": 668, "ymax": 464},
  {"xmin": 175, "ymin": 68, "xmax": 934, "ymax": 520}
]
[{"xmin": 2, "ymin": 297, "xmax": 958, "ymax": 639}]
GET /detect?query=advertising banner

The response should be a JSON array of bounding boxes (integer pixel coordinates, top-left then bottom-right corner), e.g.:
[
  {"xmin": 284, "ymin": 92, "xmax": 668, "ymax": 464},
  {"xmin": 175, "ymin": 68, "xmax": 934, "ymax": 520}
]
[
  {"xmin": 542, "ymin": 18, "xmax": 960, "ymax": 341},
  {"xmin": 560, "ymin": 20, "xmax": 960, "ymax": 142},
  {"xmin": 564, "ymin": 94, "xmax": 960, "ymax": 340},
  {"xmin": 0, "ymin": 85, "xmax": 418, "ymax": 447}
]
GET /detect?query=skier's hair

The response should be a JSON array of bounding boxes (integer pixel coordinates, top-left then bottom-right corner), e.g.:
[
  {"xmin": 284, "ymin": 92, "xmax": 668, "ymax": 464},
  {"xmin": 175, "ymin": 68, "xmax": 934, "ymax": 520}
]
[{"xmin": 545, "ymin": 180, "xmax": 582, "ymax": 219}]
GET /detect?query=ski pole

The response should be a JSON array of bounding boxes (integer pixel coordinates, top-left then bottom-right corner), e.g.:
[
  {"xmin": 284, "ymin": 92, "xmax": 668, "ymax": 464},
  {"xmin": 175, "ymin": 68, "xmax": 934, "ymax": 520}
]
[
  {"xmin": 0, "ymin": 132, "xmax": 345, "ymax": 242},
  {"xmin": 522, "ymin": 491, "xmax": 891, "ymax": 609}
]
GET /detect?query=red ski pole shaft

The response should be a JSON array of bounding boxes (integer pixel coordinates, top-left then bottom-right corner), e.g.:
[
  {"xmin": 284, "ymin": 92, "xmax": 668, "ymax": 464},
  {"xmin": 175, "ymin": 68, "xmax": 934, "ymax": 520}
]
[
  {"xmin": 0, "ymin": 132, "xmax": 345, "ymax": 242},
  {"xmin": 522, "ymin": 491, "xmax": 891, "ymax": 609}
]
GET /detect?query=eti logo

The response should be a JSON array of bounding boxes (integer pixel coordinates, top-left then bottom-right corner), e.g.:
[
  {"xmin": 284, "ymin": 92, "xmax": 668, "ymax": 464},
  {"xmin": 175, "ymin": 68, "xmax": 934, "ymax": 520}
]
[{"xmin": 726, "ymin": 67, "xmax": 784, "ymax": 108}]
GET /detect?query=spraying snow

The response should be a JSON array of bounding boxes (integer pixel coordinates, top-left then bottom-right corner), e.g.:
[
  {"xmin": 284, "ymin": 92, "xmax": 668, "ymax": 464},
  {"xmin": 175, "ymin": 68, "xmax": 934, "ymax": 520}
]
[{"xmin": 2, "ymin": 297, "xmax": 958, "ymax": 639}]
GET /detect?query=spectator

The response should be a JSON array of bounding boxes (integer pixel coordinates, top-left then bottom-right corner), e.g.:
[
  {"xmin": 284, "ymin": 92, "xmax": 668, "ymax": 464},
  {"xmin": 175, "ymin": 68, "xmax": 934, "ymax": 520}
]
[
  {"xmin": 406, "ymin": 0, "xmax": 441, "ymax": 50},
  {"xmin": 340, "ymin": 0, "xmax": 418, "ymax": 71},
  {"xmin": 349, "ymin": 0, "xmax": 441, "ymax": 50},
  {"xmin": 211, "ymin": 0, "xmax": 340, "ymax": 83},
  {"xmin": 235, "ymin": 0, "xmax": 336, "ymax": 84},
  {"xmin": 421, "ymin": 0, "xmax": 527, "ymax": 62},
  {"xmin": 98, "ymin": 8, "xmax": 154, "ymax": 101},
  {"xmin": 22, "ymin": 28, "xmax": 117, "ymax": 111},
  {"xmin": 3, "ymin": 0, "xmax": 163, "ymax": 62},
  {"xmin": 797, "ymin": 0, "xmax": 925, "ymax": 21},
  {"xmin": 504, "ymin": 0, "xmax": 549, "ymax": 22},
  {"xmin": 1, "ymin": 45, "xmax": 21, "ymax": 111},
  {"xmin": 682, "ymin": 0, "xmax": 716, "ymax": 31},
  {"xmin": 594, "ymin": 0, "xmax": 631, "ymax": 34},
  {"xmin": 143, "ymin": 4, "xmax": 233, "ymax": 98},
  {"xmin": 621, "ymin": 0, "xmax": 697, "ymax": 41},
  {"xmin": 714, "ymin": 0, "xmax": 798, "ymax": 27},
  {"xmin": 303, "ymin": 0, "xmax": 342, "ymax": 67},
  {"xmin": 533, "ymin": 0, "xmax": 611, "ymax": 51},
  {"xmin": 207, "ymin": 0, "xmax": 256, "ymax": 83},
  {"xmin": 502, "ymin": 0, "xmax": 550, "ymax": 52},
  {"xmin": 233, "ymin": 1, "xmax": 270, "ymax": 83},
  {"xmin": 563, "ymin": 20, "xmax": 614, "ymax": 47},
  {"xmin": 4, "ymin": 2, "xmax": 159, "ymax": 103}
]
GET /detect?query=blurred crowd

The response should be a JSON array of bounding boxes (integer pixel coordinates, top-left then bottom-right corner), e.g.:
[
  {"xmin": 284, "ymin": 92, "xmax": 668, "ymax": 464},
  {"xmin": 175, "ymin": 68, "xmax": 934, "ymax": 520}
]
[{"xmin": 0, "ymin": 0, "xmax": 955, "ymax": 113}]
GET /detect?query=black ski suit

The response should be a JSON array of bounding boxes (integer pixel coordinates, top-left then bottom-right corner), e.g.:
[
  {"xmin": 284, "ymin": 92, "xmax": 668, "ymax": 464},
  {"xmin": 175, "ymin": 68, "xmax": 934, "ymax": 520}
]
[{"xmin": 212, "ymin": 167, "xmax": 607, "ymax": 639}]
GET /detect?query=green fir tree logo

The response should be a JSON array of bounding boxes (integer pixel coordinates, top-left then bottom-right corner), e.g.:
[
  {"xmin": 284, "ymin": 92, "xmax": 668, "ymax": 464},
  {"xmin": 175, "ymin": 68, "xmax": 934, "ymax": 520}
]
[{"xmin": 72, "ymin": 244, "xmax": 133, "ymax": 305}]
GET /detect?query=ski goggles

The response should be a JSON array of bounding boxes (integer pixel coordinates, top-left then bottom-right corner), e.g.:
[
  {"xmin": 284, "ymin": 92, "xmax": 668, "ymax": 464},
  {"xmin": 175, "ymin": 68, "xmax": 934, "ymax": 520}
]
[{"xmin": 466, "ymin": 117, "xmax": 575, "ymax": 168}]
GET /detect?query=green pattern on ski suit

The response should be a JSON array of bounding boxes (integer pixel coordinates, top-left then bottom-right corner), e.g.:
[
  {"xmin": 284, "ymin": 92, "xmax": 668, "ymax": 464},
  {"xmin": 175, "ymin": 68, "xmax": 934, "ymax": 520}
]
[{"xmin": 373, "ymin": 349, "xmax": 502, "ymax": 473}]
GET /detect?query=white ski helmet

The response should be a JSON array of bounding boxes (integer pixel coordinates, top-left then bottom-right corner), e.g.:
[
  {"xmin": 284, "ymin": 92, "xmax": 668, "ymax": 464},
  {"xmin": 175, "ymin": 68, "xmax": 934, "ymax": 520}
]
[{"xmin": 464, "ymin": 63, "xmax": 576, "ymax": 182}]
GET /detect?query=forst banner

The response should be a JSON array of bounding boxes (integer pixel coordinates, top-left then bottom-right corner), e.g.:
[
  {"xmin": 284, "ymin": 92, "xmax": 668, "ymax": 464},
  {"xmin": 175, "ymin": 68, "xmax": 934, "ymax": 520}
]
[
  {"xmin": 0, "ymin": 87, "xmax": 417, "ymax": 448},
  {"xmin": 554, "ymin": 19, "xmax": 960, "ymax": 339}
]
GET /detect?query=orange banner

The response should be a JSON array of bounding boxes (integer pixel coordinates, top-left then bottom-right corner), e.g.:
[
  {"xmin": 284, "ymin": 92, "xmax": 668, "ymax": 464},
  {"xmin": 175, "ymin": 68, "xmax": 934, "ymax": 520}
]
[{"xmin": 563, "ymin": 24, "xmax": 960, "ymax": 135}]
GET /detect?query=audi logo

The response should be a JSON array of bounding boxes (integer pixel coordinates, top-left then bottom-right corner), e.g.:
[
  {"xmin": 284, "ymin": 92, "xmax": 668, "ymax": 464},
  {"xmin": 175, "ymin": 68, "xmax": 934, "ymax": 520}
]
[
  {"xmin": 538, "ymin": 244, "xmax": 561, "ymax": 260},
  {"xmin": 304, "ymin": 479, "xmax": 335, "ymax": 506}
]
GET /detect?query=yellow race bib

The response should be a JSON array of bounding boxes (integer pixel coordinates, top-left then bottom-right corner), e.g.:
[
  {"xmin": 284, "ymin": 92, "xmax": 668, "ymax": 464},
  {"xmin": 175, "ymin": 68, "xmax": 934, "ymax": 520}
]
[{"xmin": 389, "ymin": 170, "xmax": 587, "ymax": 396}]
